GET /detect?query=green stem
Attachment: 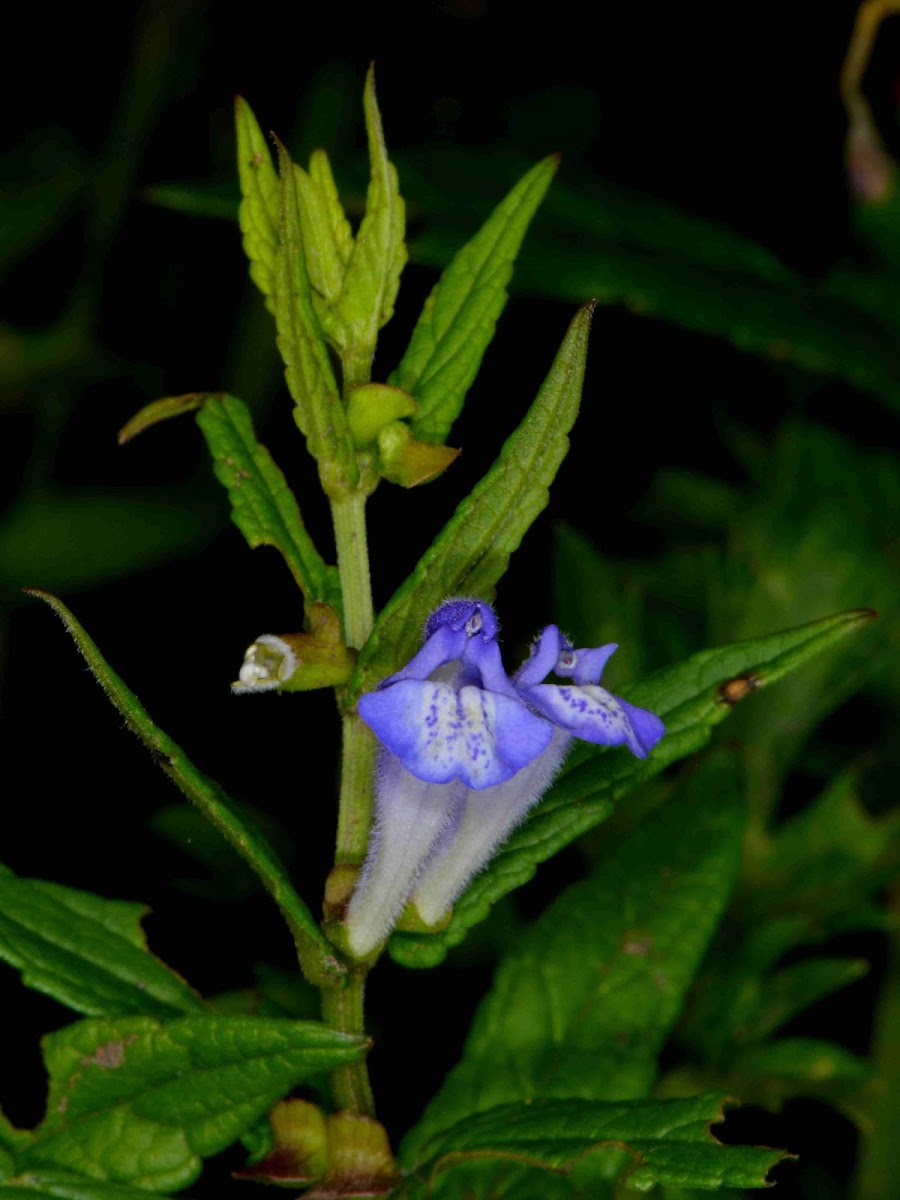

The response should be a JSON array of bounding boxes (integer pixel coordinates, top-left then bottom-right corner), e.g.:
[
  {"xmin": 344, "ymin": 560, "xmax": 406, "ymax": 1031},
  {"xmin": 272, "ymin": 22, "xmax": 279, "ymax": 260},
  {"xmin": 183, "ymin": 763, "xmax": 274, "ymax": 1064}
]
[
  {"xmin": 331, "ymin": 491, "xmax": 375, "ymax": 651},
  {"xmin": 321, "ymin": 973, "xmax": 375, "ymax": 1115},
  {"xmin": 337, "ymin": 714, "xmax": 378, "ymax": 865},
  {"xmin": 342, "ymin": 342, "xmax": 375, "ymax": 396},
  {"xmin": 331, "ymin": 487, "xmax": 378, "ymax": 867},
  {"xmin": 326, "ymin": 482, "xmax": 378, "ymax": 1111}
]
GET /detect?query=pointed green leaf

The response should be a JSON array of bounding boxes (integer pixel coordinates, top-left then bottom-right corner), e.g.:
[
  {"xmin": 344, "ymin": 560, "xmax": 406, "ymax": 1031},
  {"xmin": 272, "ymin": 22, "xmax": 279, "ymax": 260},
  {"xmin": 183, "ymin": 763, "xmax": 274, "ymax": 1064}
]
[
  {"xmin": 273, "ymin": 141, "xmax": 355, "ymax": 490},
  {"xmin": 744, "ymin": 957, "xmax": 869, "ymax": 1042},
  {"xmin": 309, "ymin": 149, "xmax": 353, "ymax": 265},
  {"xmin": 292, "ymin": 161, "xmax": 347, "ymax": 309},
  {"xmin": 0, "ymin": 866, "xmax": 202, "ymax": 1018},
  {"xmin": 194, "ymin": 394, "xmax": 340, "ymax": 606},
  {"xmin": 404, "ymin": 755, "xmax": 743, "ymax": 1157},
  {"xmin": 391, "ymin": 155, "xmax": 558, "ymax": 444},
  {"xmin": 334, "ymin": 66, "xmax": 407, "ymax": 369},
  {"xmin": 405, "ymin": 1094, "xmax": 784, "ymax": 1193},
  {"xmin": 732, "ymin": 1037, "xmax": 870, "ymax": 1086},
  {"xmin": 116, "ymin": 394, "xmax": 206, "ymax": 441},
  {"xmin": 409, "ymin": 159, "xmax": 900, "ymax": 413},
  {"xmin": 119, "ymin": 393, "xmax": 339, "ymax": 609},
  {"xmin": 354, "ymin": 302, "xmax": 593, "ymax": 698},
  {"xmin": 234, "ymin": 97, "xmax": 279, "ymax": 307},
  {"xmin": 389, "ymin": 607, "xmax": 874, "ymax": 967},
  {"xmin": 27, "ymin": 591, "xmax": 344, "ymax": 988},
  {"xmin": 20, "ymin": 1015, "xmax": 366, "ymax": 1191}
]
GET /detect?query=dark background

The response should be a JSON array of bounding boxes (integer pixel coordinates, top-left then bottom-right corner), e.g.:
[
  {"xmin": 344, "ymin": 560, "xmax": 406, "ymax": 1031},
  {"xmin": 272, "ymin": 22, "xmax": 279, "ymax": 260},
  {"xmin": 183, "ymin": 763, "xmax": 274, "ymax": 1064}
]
[{"xmin": 1, "ymin": 1, "xmax": 893, "ymax": 1195}]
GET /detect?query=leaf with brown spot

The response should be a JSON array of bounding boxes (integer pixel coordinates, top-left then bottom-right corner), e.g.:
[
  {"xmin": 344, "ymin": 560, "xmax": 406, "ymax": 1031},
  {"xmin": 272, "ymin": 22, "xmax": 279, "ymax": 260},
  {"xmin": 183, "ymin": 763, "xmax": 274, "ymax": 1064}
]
[
  {"xmin": 20, "ymin": 1015, "xmax": 367, "ymax": 1192},
  {"xmin": 390, "ymin": 607, "xmax": 874, "ymax": 968}
]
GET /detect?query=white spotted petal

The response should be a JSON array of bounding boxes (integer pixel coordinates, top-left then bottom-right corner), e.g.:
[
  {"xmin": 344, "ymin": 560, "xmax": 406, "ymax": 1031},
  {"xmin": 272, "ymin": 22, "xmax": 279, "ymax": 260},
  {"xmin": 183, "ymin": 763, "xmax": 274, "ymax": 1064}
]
[{"xmin": 358, "ymin": 678, "xmax": 553, "ymax": 788}]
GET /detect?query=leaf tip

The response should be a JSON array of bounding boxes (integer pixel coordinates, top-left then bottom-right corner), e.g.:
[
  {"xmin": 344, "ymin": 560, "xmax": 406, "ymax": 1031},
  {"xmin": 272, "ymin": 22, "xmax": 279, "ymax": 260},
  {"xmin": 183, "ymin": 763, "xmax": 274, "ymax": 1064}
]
[
  {"xmin": 22, "ymin": 586, "xmax": 66, "ymax": 623},
  {"xmin": 271, "ymin": 132, "xmax": 290, "ymax": 172}
]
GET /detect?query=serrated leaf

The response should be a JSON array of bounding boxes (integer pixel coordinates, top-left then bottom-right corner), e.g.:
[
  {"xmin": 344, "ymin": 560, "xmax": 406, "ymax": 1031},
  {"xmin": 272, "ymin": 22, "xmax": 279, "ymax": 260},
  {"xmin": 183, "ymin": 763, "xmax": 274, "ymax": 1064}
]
[
  {"xmin": 273, "ymin": 142, "xmax": 355, "ymax": 488},
  {"xmin": 291, "ymin": 152, "xmax": 357, "ymax": 345},
  {"xmin": 391, "ymin": 155, "xmax": 558, "ymax": 444},
  {"xmin": 194, "ymin": 394, "xmax": 340, "ymax": 606},
  {"xmin": 0, "ymin": 1172, "xmax": 176, "ymax": 1200},
  {"xmin": 0, "ymin": 866, "xmax": 202, "ymax": 1019},
  {"xmin": 234, "ymin": 96, "xmax": 279, "ymax": 307},
  {"xmin": 118, "ymin": 393, "xmax": 339, "ymax": 609},
  {"xmin": 309, "ymin": 149, "xmax": 353, "ymax": 265},
  {"xmin": 743, "ymin": 957, "xmax": 869, "ymax": 1042},
  {"xmin": 404, "ymin": 754, "xmax": 743, "ymax": 1157},
  {"xmin": 408, "ymin": 158, "xmax": 900, "ymax": 412},
  {"xmin": 20, "ymin": 1015, "xmax": 366, "ymax": 1192},
  {"xmin": 27, "ymin": 591, "xmax": 344, "ymax": 989},
  {"xmin": 0, "ymin": 1109, "xmax": 32, "ymax": 1156},
  {"xmin": 404, "ymin": 1094, "xmax": 784, "ymax": 1193},
  {"xmin": 354, "ymin": 301, "xmax": 593, "ymax": 698},
  {"xmin": 389, "ymin": 608, "xmax": 873, "ymax": 967},
  {"xmin": 334, "ymin": 66, "xmax": 406, "ymax": 372},
  {"xmin": 412, "ymin": 1160, "xmax": 574, "ymax": 1200}
]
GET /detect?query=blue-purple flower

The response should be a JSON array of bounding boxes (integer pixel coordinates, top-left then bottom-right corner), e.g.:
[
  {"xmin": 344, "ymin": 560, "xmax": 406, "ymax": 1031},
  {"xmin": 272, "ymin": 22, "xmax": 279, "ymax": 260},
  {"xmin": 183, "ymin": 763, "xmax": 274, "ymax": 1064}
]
[
  {"xmin": 357, "ymin": 599, "xmax": 553, "ymax": 789},
  {"xmin": 514, "ymin": 623, "xmax": 665, "ymax": 758},
  {"xmin": 345, "ymin": 598, "xmax": 664, "ymax": 956}
]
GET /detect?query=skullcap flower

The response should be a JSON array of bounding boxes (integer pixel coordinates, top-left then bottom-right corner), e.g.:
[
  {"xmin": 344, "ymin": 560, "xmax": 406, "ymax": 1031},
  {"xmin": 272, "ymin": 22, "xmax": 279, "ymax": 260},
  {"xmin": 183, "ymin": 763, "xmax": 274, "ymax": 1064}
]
[{"xmin": 346, "ymin": 600, "xmax": 665, "ymax": 956}]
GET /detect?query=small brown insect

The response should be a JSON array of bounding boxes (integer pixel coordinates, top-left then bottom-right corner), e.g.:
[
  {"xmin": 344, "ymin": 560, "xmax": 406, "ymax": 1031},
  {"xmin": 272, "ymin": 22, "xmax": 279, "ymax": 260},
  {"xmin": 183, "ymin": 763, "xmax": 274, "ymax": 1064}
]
[{"xmin": 718, "ymin": 673, "xmax": 761, "ymax": 705}]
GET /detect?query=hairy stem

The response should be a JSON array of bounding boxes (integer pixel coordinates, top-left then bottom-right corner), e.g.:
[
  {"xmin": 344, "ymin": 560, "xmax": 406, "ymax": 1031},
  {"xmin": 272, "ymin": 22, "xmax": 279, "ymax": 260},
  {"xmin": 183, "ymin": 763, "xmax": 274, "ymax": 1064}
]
[
  {"xmin": 321, "ymin": 973, "xmax": 375, "ymax": 1116},
  {"xmin": 326, "ymin": 475, "xmax": 378, "ymax": 1111},
  {"xmin": 336, "ymin": 713, "xmax": 378, "ymax": 866},
  {"xmin": 331, "ymin": 487, "xmax": 378, "ymax": 867},
  {"xmin": 342, "ymin": 342, "xmax": 375, "ymax": 397},
  {"xmin": 332, "ymin": 491, "xmax": 375, "ymax": 651}
]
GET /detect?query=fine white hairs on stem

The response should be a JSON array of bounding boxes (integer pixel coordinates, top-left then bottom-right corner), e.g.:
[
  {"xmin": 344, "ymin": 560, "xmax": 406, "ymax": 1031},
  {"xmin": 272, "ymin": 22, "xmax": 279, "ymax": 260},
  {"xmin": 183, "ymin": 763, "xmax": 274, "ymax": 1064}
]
[
  {"xmin": 345, "ymin": 751, "xmax": 463, "ymax": 958},
  {"xmin": 410, "ymin": 729, "xmax": 571, "ymax": 927}
]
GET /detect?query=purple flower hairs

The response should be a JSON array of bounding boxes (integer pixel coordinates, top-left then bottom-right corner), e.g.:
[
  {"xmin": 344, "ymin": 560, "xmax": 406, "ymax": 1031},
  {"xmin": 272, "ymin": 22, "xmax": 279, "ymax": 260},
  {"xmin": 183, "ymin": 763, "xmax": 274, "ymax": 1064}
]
[{"xmin": 345, "ymin": 598, "xmax": 664, "ymax": 956}]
